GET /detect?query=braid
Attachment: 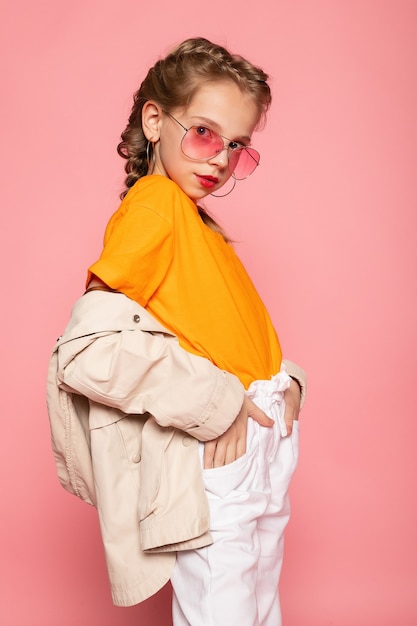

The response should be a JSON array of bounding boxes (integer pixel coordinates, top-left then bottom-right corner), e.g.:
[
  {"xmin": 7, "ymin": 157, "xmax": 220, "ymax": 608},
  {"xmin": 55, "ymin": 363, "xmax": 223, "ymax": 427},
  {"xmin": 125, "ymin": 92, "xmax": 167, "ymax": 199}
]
[{"xmin": 116, "ymin": 92, "xmax": 149, "ymax": 199}]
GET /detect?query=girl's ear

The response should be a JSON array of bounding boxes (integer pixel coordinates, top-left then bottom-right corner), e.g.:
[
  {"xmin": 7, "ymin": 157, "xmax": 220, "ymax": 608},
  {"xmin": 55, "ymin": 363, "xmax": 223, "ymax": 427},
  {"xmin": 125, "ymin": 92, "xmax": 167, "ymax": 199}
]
[{"xmin": 142, "ymin": 101, "xmax": 163, "ymax": 142}]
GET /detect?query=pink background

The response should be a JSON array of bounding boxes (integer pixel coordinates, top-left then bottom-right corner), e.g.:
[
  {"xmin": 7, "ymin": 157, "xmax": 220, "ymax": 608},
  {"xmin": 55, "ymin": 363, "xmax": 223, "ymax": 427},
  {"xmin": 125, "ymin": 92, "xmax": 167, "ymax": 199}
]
[{"xmin": 1, "ymin": 1, "xmax": 416, "ymax": 624}]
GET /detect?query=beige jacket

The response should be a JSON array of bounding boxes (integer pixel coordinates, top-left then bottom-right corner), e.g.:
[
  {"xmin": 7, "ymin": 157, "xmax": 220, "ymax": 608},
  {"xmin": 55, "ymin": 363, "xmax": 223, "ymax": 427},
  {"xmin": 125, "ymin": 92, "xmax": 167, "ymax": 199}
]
[{"xmin": 47, "ymin": 290, "xmax": 306, "ymax": 606}]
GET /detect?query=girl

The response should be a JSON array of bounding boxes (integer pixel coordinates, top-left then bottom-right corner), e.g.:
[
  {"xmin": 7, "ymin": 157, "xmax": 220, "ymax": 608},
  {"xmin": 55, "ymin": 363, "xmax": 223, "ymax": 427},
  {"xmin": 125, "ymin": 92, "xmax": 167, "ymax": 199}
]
[{"xmin": 52, "ymin": 37, "xmax": 306, "ymax": 625}]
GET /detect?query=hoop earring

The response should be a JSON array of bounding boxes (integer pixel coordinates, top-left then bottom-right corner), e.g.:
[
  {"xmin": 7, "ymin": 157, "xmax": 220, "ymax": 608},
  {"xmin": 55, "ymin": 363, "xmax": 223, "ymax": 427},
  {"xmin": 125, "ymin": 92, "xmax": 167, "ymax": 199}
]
[
  {"xmin": 146, "ymin": 141, "xmax": 155, "ymax": 173},
  {"xmin": 211, "ymin": 178, "xmax": 236, "ymax": 198}
]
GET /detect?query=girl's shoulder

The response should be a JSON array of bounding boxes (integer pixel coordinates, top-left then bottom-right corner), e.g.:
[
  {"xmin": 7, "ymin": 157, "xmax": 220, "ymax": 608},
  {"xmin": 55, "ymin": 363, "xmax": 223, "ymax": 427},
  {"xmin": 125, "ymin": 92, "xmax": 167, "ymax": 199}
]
[
  {"xmin": 130, "ymin": 175, "xmax": 184, "ymax": 201},
  {"xmin": 125, "ymin": 175, "xmax": 196, "ymax": 220}
]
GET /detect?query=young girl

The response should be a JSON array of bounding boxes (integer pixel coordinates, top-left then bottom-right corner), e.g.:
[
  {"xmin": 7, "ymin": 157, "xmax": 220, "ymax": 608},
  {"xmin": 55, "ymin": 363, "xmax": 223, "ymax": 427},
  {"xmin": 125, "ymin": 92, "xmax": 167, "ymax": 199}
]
[{"xmin": 51, "ymin": 37, "xmax": 306, "ymax": 625}]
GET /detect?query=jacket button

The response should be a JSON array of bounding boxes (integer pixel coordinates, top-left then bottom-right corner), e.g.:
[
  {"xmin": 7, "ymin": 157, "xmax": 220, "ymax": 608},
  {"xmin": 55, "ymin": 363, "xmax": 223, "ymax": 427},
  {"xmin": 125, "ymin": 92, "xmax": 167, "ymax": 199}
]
[
  {"xmin": 132, "ymin": 314, "xmax": 141, "ymax": 323},
  {"xmin": 132, "ymin": 453, "xmax": 141, "ymax": 463},
  {"xmin": 182, "ymin": 436, "xmax": 193, "ymax": 447}
]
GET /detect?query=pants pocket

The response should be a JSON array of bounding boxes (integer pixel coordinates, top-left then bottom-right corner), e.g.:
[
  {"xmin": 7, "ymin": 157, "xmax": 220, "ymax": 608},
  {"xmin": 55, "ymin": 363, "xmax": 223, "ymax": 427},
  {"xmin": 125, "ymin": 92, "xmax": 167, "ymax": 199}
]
[{"xmin": 200, "ymin": 419, "xmax": 260, "ymax": 498}]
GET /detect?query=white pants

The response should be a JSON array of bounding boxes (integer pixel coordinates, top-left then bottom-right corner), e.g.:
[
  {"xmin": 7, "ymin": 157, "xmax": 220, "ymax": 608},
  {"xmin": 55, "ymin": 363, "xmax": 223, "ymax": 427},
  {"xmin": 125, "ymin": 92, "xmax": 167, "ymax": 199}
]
[{"xmin": 171, "ymin": 370, "xmax": 300, "ymax": 626}]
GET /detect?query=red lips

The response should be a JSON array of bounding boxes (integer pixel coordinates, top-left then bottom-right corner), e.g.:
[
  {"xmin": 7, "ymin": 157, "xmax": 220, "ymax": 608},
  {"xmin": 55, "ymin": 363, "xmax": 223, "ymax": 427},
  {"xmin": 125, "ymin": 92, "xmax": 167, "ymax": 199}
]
[{"xmin": 196, "ymin": 174, "xmax": 219, "ymax": 189}]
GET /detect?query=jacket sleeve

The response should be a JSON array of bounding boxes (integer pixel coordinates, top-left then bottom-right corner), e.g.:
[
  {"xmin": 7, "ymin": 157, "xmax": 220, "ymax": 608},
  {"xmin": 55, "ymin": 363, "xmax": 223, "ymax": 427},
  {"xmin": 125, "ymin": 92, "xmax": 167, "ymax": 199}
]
[{"xmin": 58, "ymin": 327, "xmax": 245, "ymax": 442}]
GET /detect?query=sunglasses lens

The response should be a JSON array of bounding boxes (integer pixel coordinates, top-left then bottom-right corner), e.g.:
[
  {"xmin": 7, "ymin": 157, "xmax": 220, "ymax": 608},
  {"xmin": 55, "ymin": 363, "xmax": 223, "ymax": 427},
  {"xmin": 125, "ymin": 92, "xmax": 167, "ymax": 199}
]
[
  {"xmin": 229, "ymin": 148, "xmax": 260, "ymax": 180},
  {"xmin": 182, "ymin": 127, "xmax": 223, "ymax": 159}
]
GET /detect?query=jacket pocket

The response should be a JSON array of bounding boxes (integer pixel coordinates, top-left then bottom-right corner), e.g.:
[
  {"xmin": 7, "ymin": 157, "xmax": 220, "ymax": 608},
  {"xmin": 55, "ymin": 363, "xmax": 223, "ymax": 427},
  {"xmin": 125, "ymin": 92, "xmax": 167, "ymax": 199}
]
[{"xmin": 138, "ymin": 418, "xmax": 211, "ymax": 551}]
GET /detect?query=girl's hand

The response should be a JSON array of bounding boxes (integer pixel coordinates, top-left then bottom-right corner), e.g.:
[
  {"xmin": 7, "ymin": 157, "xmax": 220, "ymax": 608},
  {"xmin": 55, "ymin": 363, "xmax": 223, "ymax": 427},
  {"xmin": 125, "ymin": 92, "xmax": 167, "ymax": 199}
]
[
  {"xmin": 203, "ymin": 396, "xmax": 273, "ymax": 469},
  {"xmin": 283, "ymin": 379, "xmax": 301, "ymax": 435}
]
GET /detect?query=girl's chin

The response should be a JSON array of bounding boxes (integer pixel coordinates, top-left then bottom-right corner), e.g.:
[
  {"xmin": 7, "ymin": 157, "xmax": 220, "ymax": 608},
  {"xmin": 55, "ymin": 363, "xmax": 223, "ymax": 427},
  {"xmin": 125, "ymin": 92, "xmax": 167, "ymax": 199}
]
[{"xmin": 187, "ymin": 187, "xmax": 213, "ymax": 203}]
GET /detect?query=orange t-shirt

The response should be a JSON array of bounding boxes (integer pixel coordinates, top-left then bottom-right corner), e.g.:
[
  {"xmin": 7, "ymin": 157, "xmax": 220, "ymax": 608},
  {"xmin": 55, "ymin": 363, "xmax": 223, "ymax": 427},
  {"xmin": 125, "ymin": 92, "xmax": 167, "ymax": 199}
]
[{"xmin": 88, "ymin": 175, "xmax": 282, "ymax": 388}]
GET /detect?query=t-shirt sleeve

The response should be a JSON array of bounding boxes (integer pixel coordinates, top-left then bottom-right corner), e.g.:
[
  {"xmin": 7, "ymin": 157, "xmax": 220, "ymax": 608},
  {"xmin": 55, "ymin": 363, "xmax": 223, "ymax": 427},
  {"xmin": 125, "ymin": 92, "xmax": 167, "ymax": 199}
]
[{"xmin": 88, "ymin": 202, "xmax": 173, "ymax": 306}]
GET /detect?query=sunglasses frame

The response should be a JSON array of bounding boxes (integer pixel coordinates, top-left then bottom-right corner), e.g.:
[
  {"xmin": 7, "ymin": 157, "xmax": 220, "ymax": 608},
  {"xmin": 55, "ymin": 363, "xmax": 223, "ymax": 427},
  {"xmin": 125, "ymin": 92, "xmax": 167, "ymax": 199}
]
[{"xmin": 163, "ymin": 111, "xmax": 260, "ymax": 180}]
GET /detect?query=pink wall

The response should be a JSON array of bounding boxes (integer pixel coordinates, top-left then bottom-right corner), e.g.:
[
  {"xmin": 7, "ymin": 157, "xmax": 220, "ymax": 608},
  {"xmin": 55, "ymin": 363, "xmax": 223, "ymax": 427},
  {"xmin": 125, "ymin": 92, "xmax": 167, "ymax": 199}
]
[{"xmin": 1, "ymin": 1, "xmax": 416, "ymax": 624}]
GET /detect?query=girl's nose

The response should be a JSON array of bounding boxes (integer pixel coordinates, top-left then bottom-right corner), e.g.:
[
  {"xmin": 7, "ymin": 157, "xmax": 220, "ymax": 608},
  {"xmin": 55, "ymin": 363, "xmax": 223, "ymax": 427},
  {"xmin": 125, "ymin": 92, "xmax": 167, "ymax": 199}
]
[{"xmin": 208, "ymin": 146, "xmax": 229, "ymax": 168}]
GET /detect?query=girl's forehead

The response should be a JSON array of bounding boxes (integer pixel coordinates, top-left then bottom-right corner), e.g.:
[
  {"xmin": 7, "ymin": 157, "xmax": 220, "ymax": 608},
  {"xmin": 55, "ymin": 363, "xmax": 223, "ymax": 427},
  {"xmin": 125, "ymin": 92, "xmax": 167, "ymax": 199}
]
[{"xmin": 180, "ymin": 81, "xmax": 260, "ymax": 137}]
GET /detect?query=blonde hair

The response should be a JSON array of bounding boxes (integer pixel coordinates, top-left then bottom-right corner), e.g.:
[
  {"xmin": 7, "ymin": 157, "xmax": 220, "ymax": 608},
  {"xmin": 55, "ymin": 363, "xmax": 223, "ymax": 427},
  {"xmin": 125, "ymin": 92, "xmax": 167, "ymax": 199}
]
[{"xmin": 117, "ymin": 37, "xmax": 271, "ymax": 197}]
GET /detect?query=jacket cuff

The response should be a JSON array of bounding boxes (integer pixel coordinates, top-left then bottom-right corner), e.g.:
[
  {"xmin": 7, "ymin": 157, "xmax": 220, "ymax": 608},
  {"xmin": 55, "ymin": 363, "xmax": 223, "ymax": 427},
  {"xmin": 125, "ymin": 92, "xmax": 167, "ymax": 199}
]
[
  {"xmin": 184, "ymin": 370, "xmax": 245, "ymax": 441},
  {"xmin": 282, "ymin": 359, "xmax": 307, "ymax": 409}
]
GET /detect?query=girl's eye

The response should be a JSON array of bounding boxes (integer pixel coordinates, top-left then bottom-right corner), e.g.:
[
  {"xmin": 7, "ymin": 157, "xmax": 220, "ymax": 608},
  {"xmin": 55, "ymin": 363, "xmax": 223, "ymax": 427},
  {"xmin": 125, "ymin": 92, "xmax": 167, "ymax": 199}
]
[
  {"xmin": 229, "ymin": 141, "xmax": 241, "ymax": 151},
  {"xmin": 195, "ymin": 126, "xmax": 211, "ymax": 138}
]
